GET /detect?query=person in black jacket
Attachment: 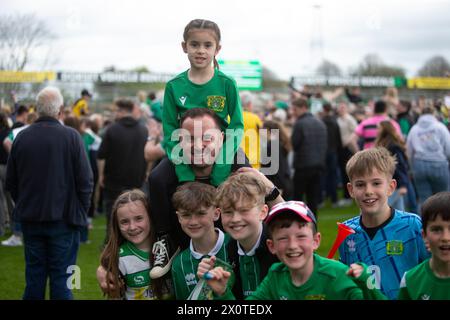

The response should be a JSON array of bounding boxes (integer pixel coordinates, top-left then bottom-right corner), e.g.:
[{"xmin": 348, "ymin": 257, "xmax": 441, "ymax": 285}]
[
  {"xmin": 97, "ymin": 98, "xmax": 148, "ymax": 239},
  {"xmin": 320, "ymin": 103, "xmax": 343, "ymax": 207},
  {"xmin": 5, "ymin": 87, "xmax": 93, "ymax": 299},
  {"xmin": 261, "ymin": 120, "xmax": 293, "ymax": 200},
  {"xmin": 291, "ymin": 97, "xmax": 327, "ymax": 216}
]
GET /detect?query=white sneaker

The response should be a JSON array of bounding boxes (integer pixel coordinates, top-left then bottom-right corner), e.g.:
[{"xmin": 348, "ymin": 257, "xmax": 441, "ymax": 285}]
[
  {"xmin": 1, "ymin": 235, "xmax": 23, "ymax": 246},
  {"xmin": 149, "ymin": 236, "xmax": 180, "ymax": 279}
]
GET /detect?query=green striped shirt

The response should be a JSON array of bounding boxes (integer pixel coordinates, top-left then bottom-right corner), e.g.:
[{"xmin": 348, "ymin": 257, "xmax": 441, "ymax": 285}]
[
  {"xmin": 119, "ymin": 241, "xmax": 173, "ymax": 300},
  {"xmin": 171, "ymin": 229, "xmax": 230, "ymax": 299},
  {"xmin": 236, "ymin": 227, "xmax": 263, "ymax": 297},
  {"xmin": 119, "ymin": 241, "xmax": 153, "ymax": 300}
]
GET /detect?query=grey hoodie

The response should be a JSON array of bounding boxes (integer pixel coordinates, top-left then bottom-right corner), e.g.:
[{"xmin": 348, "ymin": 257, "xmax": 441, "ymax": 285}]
[{"xmin": 406, "ymin": 114, "xmax": 450, "ymax": 162}]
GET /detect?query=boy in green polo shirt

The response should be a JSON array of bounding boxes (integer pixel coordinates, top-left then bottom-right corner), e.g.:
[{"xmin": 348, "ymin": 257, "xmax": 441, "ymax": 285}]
[
  {"xmin": 170, "ymin": 182, "xmax": 232, "ymax": 299},
  {"xmin": 398, "ymin": 191, "xmax": 450, "ymax": 300},
  {"xmin": 199, "ymin": 201, "xmax": 387, "ymax": 300}
]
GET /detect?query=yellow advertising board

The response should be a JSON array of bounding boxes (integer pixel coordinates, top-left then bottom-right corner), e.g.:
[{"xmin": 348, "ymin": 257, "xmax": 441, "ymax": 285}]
[
  {"xmin": 0, "ymin": 71, "xmax": 56, "ymax": 83},
  {"xmin": 407, "ymin": 77, "xmax": 450, "ymax": 90}
]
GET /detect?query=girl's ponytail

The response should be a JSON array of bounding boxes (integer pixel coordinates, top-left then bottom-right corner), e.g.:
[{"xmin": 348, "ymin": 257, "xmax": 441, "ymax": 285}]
[{"xmin": 213, "ymin": 56, "xmax": 219, "ymax": 70}]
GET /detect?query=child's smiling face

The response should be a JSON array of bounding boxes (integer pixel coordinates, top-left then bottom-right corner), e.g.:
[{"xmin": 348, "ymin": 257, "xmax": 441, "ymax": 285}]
[
  {"xmin": 117, "ymin": 201, "xmax": 151, "ymax": 251},
  {"xmin": 424, "ymin": 215, "xmax": 450, "ymax": 264},
  {"xmin": 182, "ymin": 29, "xmax": 221, "ymax": 70},
  {"xmin": 267, "ymin": 221, "xmax": 320, "ymax": 274},
  {"xmin": 347, "ymin": 168, "xmax": 396, "ymax": 218}
]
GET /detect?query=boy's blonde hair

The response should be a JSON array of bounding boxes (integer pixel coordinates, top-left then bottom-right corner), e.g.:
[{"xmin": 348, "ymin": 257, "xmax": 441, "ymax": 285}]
[
  {"xmin": 172, "ymin": 182, "xmax": 216, "ymax": 212},
  {"xmin": 216, "ymin": 173, "xmax": 267, "ymax": 210},
  {"xmin": 346, "ymin": 147, "xmax": 397, "ymax": 181}
]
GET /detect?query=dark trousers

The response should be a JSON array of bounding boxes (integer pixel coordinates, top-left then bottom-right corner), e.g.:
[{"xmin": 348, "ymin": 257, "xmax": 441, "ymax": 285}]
[
  {"xmin": 103, "ymin": 188, "xmax": 123, "ymax": 242},
  {"xmin": 338, "ymin": 147, "xmax": 353, "ymax": 199},
  {"xmin": 22, "ymin": 221, "xmax": 80, "ymax": 300},
  {"xmin": 148, "ymin": 158, "xmax": 190, "ymax": 250},
  {"xmin": 322, "ymin": 152, "xmax": 338, "ymax": 204},
  {"xmin": 293, "ymin": 167, "xmax": 323, "ymax": 217}
]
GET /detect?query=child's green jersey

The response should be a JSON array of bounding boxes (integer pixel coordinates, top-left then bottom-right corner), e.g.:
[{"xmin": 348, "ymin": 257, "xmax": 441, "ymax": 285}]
[
  {"xmin": 171, "ymin": 229, "xmax": 231, "ymax": 299},
  {"xmin": 226, "ymin": 223, "xmax": 279, "ymax": 299},
  {"xmin": 162, "ymin": 69, "xmax": 244, "ymax": 187},
  {"xmin": 119, "ymin": 241, "xmax": 172, "ymax": 300},
  {"xmin": 398, "ymin": 259, "xmax": 450, "ymax": 300},
  {"xmin": 238, "ymin": 254, "xmax": 261, "ymax": 298},
  {"xmin": 219, "ymin": 254, "xmax": 387, "ymax": 300}
]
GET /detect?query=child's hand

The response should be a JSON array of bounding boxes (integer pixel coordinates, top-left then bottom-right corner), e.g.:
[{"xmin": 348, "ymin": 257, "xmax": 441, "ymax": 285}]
[
  {"xmin": 97, "ymin": 265, "xmax": 123, "ymax": 294},
  {"xmin": 398, "ymin": 186, "xmax": 408, "ymax": 196},
  {"xmin": 204, "ymin": 267, "xmax": 231, "ymax": 296},
  {"xmin": 236, "ymin": 167, "xmax": 284, "ymax": 206},
  {"xmin": 236, "ymin": 167, "xmax": 272, "ymax": 189},
  {"xmin": 197, "ymin": 256, "xmax": 230, "ymax": 296},
  {"xmin": 197, "ymin": 255, "xmax": 216, "ymax": 279},
  {"xmin": 347, "ymin": 263, "xmax": 364, "ymax": 279}
]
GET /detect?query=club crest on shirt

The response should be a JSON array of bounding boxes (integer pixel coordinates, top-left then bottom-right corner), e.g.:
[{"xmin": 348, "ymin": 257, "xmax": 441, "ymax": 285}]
[
  {"xmin": 386, "ymin": 240, "xmax": 404, "ymax": 255},
  {"xmin": 185, "ymin": 273, "xmax": 197, "ymax": 286},
  {"xmin": 346, "ymin": 239, "xmax": 356, "ymax": 252},
  {"xmin": 206, "ymin": 95, "xmax": 226, "ymax": 112}
]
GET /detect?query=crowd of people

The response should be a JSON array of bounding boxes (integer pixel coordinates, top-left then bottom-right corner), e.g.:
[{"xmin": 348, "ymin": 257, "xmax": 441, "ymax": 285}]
[{"xmin": 0, "ymin": 18, "xmax": 449, "ymax": 301}]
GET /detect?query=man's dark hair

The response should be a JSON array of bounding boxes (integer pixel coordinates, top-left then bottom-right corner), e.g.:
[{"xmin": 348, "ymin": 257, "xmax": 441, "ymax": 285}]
[
  {"xmin": 422, "ymin": 105, "xmax": 436, "ymax": 115},
  {"xmin": 180, "ymin": 107, "xmax": 222, "ymax": 129},
  {"xmin": 374, "ymin": 100, "xmax": 387, "ymax": 114},
  {"xmin": 17, "ymin": 105, "xmax": 29, "ymax": 116},
  {"xmin": 114, "ymin": 98, "xmax": 134, "ymax": 113},
  {"xmin": 172, "ymin": 182, "xmax": 216, "ymax": 213},
  {"xmin": 421, "ymin": 191, "xmax": 450, "ymax": 232},
  {"xmin": 399, "ymin": 100, "xmax": 411, "ymax": 112},
  {"xmin": 323, "ymin": 102, "xmax": 333, "ymax": 113},
  {"xmin": 291, "ymin": 97, "xmax": 309, "ymax": 109}
]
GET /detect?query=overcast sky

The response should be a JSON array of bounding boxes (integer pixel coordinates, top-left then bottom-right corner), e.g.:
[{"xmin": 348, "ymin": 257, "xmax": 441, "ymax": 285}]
[{"xmin": 3, "ymin": 0, "xmax": 450, "ymax": 80}]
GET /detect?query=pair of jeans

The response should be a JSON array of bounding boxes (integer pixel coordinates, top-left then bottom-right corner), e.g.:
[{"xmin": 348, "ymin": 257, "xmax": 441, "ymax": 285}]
[
  {"xmin": 412, "ymin": 159, "xmax": 449, "ymax": 209},
  {"xmin": 404, "ymin": 179, "xmax": 418, "ymax": 214},
  {"xmin": 388, "ymin": 189, "xmax": 405, "ymax": 212},
  {"xmin": 22, "ymin": 221, "xmax": 80, "ymax": 300}
]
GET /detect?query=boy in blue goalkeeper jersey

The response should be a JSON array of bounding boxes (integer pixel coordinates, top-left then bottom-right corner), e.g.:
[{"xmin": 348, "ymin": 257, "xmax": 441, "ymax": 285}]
[{"xmin": 338, "ymin": 147, "xmax": 429, "ymax": 299}]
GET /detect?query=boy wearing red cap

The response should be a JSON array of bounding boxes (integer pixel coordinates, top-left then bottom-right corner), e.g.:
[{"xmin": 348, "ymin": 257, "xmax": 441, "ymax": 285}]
[{"xmin": 198, "ymin": 201, "xmax": 386, "ymax": 300}]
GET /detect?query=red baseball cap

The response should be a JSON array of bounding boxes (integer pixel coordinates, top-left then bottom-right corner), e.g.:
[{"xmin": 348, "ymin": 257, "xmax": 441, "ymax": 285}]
[{"xmin": 265, "ymin": 201, "xmax": 317, "ymax": 225}]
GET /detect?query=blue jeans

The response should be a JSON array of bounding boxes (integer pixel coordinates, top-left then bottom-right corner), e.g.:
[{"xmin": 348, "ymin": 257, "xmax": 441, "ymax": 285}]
[
  {"xmin": 22, "ymin": 221, "xmax": 80, "ymax": 300},
  {"xmin": 404, "ymin": 179, "xmax": 418, "ymax": 214},
  {"xmin": 388, "ymin": 189, "xmax": 405, "ymax": 212},
  {"xmin": 412, "ymin": 159, "xmax": 449, "ymax": 208}
]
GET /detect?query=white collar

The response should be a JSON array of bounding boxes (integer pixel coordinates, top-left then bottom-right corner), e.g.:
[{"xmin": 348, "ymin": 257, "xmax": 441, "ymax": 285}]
[
  {"xmin": 237, "ymin": 223, "xmax": 263, "ymax": 256},
  {"xmin": 190, "ymin": 228, "xmax": 225, "ymax": 260}
]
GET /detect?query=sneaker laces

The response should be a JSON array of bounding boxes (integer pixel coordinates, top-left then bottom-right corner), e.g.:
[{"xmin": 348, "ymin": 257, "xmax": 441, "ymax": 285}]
[{"xmin": 152, "ymin": 239, "xmax": 168, "ymax": 267}]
